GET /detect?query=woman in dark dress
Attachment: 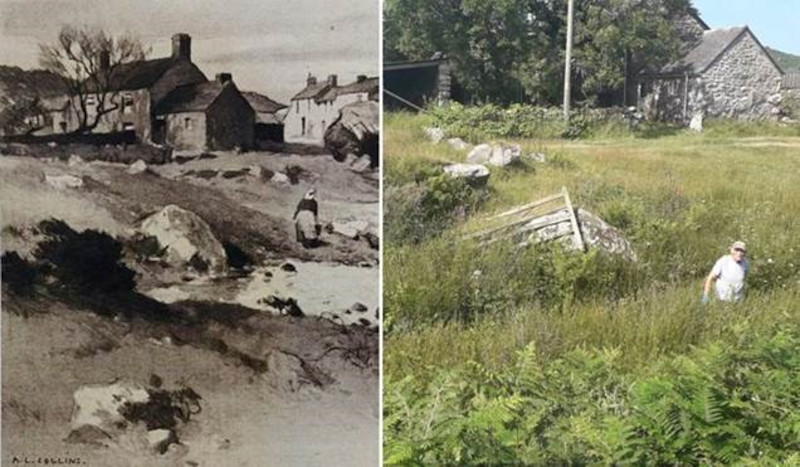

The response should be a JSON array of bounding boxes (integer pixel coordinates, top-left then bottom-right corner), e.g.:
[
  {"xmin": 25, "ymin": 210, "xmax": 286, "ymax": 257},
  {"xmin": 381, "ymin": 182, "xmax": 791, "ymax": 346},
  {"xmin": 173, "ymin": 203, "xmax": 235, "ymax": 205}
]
[{"xmin": 293, "ymin": 189, "xmax": 319, "ymax": 246}]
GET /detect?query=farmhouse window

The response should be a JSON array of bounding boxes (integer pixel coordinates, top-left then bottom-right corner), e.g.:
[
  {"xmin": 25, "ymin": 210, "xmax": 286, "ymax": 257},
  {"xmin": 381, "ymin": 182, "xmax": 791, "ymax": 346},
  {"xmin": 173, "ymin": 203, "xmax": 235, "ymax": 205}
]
[
  {"xmin": 301, "ymin": 117, "xmax": 306, "ymax": 135},
  {"xmin": 296, "ymin": 101, "xmax": 299, "ymax": 112},
  {"xmin": 86, "ymin": 95, "xmax": 97, "ymax": 106},
  {"xmin": 123, "ymin": 94, "xmax": 134, "ymax": 114},
  {"xmin": 184, "ymin": 117, "xmax": 193, "ymax": 129}
]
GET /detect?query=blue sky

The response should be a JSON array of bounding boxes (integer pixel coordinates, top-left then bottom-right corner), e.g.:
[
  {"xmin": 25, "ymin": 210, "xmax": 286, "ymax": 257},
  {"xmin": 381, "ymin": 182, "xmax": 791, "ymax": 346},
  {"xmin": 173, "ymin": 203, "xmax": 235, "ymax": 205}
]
[{"xmin": 694, "ymin": 0, "xmax": 800, "ymax": 54}]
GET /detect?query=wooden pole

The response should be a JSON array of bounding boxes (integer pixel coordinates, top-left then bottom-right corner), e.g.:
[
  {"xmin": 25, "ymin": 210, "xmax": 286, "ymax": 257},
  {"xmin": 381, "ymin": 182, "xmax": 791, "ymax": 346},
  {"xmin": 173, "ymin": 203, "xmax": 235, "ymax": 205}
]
[{"xmin": 563, "ymin": 0, "xmax": 575, "ymax": 120}]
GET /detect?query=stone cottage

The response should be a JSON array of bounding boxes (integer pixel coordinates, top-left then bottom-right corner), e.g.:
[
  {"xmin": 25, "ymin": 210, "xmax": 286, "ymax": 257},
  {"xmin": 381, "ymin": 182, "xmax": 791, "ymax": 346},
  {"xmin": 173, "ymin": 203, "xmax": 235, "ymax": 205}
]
[
  {"xmin": 284, "ymin": 74, "xmax": 378, "ymax": 145},
  {"xmin": 51, "ymin": 33, "xmax": 208, "ymax": 141},
  {"xmin": 638, "ymin": 16, "xmax": 784, "ymax": 123},
  {"xmin": 154, "ymin": 73, "xmax": 255, "ymax": 151}
]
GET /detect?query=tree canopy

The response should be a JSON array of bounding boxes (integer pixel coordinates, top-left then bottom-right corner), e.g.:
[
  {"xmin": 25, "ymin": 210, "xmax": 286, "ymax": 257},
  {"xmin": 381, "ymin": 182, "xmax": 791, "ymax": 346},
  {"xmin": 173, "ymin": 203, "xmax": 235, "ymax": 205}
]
[{"xmin": 384, "ymin": 0, "xmax": 698, "ymax": 105}]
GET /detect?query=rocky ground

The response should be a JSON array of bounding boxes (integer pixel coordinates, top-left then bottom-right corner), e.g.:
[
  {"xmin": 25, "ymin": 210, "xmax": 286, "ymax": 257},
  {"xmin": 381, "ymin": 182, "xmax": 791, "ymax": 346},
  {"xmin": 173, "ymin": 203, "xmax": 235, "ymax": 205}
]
[{"xmin": 0, "ymin": 146, "xmax": 379, "ymax": 466}]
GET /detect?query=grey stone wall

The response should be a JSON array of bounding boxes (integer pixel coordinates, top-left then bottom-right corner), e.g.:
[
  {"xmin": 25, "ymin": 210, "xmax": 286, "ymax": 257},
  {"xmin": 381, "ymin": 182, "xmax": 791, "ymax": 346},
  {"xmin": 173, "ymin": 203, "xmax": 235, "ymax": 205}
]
[{"xmin": 695, "ymin": 31, "xmax": 783, "ymax": 120}]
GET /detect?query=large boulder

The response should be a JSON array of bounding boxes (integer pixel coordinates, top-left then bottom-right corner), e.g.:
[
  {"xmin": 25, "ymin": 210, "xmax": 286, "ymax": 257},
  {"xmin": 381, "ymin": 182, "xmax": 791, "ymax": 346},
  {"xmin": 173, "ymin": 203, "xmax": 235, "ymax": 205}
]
[
  {"xmin": 140, "ymin": 205, "xmax": 228, "ymax": 275},
  {"xmin": 467, "ymin": 143, "xmax": 521, "ymax": 167},
  {"xmin": 575, "ymin": 208, "xmax": 637, "ymax": 260},
  {"xmin": 70, "ymin": 381, "xmax": 150, "ymax": 435},
  {"xmin": 443, "ymin": 163, "xmax": 490, "ymax": 188},
  {"xmin": 324, "ymin": 101, "xmax": 379, "ymax": 167}
]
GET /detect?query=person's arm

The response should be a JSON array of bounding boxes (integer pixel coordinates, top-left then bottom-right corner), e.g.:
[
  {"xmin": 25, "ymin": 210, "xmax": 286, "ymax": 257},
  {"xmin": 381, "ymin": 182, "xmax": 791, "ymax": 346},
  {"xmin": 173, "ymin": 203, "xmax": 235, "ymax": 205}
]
[
  {"xmin": 703, "ymin": 259, "xmax": 722, "ymax": 303},
  {"xmin": 293, "ymin": 201, "xmax": 301, "ymax": 220}
]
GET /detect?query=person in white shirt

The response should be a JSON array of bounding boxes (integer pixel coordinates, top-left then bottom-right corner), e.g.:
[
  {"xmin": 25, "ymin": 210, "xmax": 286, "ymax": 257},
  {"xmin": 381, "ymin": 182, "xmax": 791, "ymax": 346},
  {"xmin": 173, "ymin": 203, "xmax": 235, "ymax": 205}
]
[{"xmin": 702, "ymin": 241, "xmax": 750, "ymax": 304}]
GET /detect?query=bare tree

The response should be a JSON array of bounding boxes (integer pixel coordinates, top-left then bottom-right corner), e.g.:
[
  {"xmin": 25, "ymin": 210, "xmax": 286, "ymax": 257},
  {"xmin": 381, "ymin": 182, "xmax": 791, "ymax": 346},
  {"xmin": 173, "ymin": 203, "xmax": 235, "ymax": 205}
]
[{"xmin": 39, "ymin": 25, "xmax": 149, "ymax": 133}]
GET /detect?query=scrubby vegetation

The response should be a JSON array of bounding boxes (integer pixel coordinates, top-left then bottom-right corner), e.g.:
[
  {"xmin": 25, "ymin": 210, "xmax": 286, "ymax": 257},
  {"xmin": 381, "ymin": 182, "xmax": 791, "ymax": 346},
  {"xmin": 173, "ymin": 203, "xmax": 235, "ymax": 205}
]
[{"xmin": 383, "ymin": 111, "xmax": 800, "ymax": 464}]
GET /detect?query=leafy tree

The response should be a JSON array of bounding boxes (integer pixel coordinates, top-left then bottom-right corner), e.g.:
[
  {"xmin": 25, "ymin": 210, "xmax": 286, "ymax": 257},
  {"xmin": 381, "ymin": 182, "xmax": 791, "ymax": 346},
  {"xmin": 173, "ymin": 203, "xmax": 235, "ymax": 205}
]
[
  {"xmin": 384, "ymin": 0, "xmax": 698, "ymax": 105},
  {"xmin": 38, "ymin": 25, "xmax": 148, "ymax": 133}
]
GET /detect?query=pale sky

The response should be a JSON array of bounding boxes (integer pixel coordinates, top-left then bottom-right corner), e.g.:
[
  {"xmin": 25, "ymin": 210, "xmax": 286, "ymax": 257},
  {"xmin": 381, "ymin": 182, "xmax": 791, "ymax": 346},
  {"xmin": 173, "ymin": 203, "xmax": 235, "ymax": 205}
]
[
  {"xmin": 694, "ymin": 0, "xmax": 799, "ymax": 55},
  {"xmin": 0, "ymin": 0, "xmax": 380, "ymax": 103}
]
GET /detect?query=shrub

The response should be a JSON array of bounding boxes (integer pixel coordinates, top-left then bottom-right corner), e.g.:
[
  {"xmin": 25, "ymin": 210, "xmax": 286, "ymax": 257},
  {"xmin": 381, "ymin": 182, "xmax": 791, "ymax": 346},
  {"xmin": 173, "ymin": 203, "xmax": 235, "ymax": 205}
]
[{"xmin": 33, "ymin": 219, "xmax": 136, "ymax": 293}]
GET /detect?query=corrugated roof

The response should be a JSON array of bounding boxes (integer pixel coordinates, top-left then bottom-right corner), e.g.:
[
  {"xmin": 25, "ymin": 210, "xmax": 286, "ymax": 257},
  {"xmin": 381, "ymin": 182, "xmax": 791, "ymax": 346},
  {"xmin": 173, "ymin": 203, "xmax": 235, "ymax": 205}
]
[
  {"xmin": 155, "ymin": 81, "xmax": 227, "ymax": 114},
  {"xmin": 661, "ymin": 26, "xmax": 748, "ymax": 75},
  {"xmin": 783, "ymin": 73, "xmax": 800, "ymax": 89},
  {"xmin": 242, "ymin": 91, "xmax": 286, "ymax": 113}
]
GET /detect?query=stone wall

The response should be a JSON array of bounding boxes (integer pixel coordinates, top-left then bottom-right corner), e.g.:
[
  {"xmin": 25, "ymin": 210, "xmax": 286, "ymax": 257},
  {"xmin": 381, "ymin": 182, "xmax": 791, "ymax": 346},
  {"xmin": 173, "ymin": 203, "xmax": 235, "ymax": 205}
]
[{"xmin": 695, "ymin": 31, "xmax": 783, "ymax": 120}]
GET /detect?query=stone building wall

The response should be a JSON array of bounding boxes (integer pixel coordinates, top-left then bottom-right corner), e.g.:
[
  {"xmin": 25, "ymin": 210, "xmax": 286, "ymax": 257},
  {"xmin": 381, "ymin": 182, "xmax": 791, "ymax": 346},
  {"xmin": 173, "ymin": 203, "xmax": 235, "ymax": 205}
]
[{"xmin": 696, "ymin": 31, "xmax": 783, "ymax": 120}]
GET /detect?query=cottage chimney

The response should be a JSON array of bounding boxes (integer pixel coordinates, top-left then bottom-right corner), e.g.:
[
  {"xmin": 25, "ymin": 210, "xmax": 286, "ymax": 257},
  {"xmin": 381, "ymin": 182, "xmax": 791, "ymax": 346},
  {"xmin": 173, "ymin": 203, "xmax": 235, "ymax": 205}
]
[
  {"xmin": 307, "ymin": 74, "xmax": 317, "ymax": 86},
  {"xmin": 356, "ymin": 75, "xmax": 367, "ymax": 83},
  {"xmin": 99, "ymin": 50, "xmax": 110, "ymax": 71},
  {"xmin": 171, "ymin": 33, "xmax": 191, "ymax": 61},
  {"xmin": 216, "ymin": 73, "xmax": 232, "ymax": 84},
  {"xmin": 327, "ymin": 74, "xmax": 338, "ymax": 87}
]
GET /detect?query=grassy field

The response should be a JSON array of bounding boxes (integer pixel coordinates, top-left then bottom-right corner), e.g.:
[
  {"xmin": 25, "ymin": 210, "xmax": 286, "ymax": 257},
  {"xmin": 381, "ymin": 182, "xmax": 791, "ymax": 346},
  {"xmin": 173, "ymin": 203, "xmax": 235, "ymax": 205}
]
[{"xmin": 383, "ymin": 111, "xmax": 800, "ymax": 464}]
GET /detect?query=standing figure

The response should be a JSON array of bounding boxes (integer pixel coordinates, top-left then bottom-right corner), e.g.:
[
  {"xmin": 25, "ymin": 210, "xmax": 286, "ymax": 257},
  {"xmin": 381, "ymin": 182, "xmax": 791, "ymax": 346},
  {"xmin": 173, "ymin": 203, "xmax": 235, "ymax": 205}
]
[
  {"xmin": 702, "ymin": 241, "xmax": 749, "ymax": 304},
  {"xmin": 294, "ymin": 189, "xmax": 319, "ymax": 247}
]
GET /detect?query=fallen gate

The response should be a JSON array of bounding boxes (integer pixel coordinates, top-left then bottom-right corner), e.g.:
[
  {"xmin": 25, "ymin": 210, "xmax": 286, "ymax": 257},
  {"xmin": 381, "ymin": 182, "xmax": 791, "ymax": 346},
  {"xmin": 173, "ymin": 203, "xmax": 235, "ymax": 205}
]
[{"xmin": 467, "ymin": 186, "xmax": 585, "ymax": 251}]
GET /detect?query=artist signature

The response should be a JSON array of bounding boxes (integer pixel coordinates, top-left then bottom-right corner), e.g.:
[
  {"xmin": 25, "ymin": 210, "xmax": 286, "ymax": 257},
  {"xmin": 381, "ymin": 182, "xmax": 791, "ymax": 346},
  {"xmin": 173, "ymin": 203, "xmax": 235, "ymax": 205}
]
[{"xmin": 9, "ymin": 455, "xmax": 87, "ymax": 465}]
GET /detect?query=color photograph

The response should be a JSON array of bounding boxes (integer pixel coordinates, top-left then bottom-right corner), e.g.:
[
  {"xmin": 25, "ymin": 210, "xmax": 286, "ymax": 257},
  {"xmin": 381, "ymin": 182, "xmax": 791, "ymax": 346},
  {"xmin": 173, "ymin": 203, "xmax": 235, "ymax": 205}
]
[{"xmin": 382, "ymin": 0, "xmax": 800, "ymax": 464}]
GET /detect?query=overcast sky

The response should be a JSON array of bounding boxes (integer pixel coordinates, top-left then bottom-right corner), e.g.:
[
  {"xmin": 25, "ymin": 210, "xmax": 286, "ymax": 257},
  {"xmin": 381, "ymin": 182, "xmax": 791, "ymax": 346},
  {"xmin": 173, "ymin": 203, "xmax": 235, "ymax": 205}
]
[{"xmin": 0, "ymin": 0, "xmax": 379, "ymax": 102}]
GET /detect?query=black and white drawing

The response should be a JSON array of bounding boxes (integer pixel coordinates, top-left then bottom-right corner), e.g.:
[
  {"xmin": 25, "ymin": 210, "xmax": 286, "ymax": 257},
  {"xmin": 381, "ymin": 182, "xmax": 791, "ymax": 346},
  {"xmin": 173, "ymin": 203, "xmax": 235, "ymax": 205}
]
[{"xmin": 0, "ymin": 1, "xmax": 379, "ymax": 465}]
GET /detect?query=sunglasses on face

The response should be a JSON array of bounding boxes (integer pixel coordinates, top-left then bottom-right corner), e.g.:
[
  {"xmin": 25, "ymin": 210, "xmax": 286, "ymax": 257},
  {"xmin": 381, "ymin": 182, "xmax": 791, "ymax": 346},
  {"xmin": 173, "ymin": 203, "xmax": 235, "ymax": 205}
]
[{"xmin": 734, "ymin": 248, "xmax": 746, "ymax": 253}]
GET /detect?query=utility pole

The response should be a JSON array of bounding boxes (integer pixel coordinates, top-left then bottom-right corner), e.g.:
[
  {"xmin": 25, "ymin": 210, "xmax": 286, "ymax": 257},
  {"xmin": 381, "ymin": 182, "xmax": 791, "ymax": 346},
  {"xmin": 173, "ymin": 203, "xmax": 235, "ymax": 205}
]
[{"xmin": 563, "ymin": 0, "xmax": 574, "ymax": 120}]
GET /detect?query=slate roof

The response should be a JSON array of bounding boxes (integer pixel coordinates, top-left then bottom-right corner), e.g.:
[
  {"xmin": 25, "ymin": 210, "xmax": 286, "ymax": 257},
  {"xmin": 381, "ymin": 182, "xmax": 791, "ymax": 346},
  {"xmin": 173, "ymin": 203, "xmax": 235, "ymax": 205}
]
[
  {"xmin": 317, "ymin": 77, "xmax": 379, "ymax": 103},
  {"xmin": 656, "ymin": 26, "xmax": 783, "ymax": 76},
  {"xmin": 155, "ymin": 80, "xmax": 228, "ymax": 114},
  {"xmin": 242, "ymin": 91, "xmax": 286, "ymax": 113},
  {"xmin": 291, "ymin": 82, "xmax": 330, "ymax": 101},
  {"xmin": 82, "ymin": 57, "xmax": 183, "ymax": 93},
  {"xmin": 783, "ymin": 72, "xmax": 800, "ymax": 89}
]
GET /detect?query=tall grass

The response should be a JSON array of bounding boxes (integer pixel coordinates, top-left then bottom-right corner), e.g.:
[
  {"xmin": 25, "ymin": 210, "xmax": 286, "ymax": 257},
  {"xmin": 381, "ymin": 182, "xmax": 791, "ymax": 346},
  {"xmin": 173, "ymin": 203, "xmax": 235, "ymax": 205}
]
[{"xmin": 383, "ymin": 110, "xmax": 800, "ymax": 462}]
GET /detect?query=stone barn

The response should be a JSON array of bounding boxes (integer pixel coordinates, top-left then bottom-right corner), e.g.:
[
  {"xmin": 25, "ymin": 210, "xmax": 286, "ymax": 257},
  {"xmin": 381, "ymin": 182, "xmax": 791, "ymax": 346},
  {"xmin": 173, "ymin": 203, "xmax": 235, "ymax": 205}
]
[
  {"xmin": 638, "ymin": 23, "xmax": 784, "ymax": 123},
  {"xmin": 243, "ymin": 91, "xmax": 287, "ymax": 143},
  {"xmin": 154, "ymin": 73, "xmax": 254, "ymax": 152}
]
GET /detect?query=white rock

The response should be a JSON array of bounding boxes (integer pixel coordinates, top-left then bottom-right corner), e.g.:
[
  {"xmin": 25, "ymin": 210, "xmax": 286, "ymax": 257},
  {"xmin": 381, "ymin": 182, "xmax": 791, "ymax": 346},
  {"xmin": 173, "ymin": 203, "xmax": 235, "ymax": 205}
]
[
  {"xmin": 487, "ymin": 144, "xmax": 521, "ymax": 167},
  {"xmin": 247, "ymin": 164, "xmax": 263, "ymax": 179},
  {"xmin": 526, "ymin": 152, "xmax": 547, "ymax": 163},
  {"xmin": 47, "ymin": 141, "xmax": 58, "ymax": 148},
  {"xmin": 689, "ymin": 113, "xmax": 704, "ymax": 132},
  {"xmin": 139, "ymin": 205, "xmax": 228, "ymax": 275},
  {"xmin": 270, "ymin": 172, "xmax": 291, "ymax": 185},
  {"xmin": 350, "ymin": 155, "xmax": 373, "ymax": 173},
  {"xmin": 45, "ymin": 174, "xmax": 83, "ymax": 189},
  {"xmin": 145, "ymin": 286, "xmax": 191, "ymax": 304},
  {"xmin": 447, "ymin": 138, "xmax": 470, "ymax": 151},
  {"xmin": 466, "ymin": 144, "xmax": 493, "ymax": 164},
  {"xmin": 68, "ymin": 154, "xmax": 84, "ymax": 167},
  {"xmin": 443, "ymin": 163, "xmax": 490, "ymax": 187},
  {"xmin": 423, "ymin": 127, "xmax": 445, "ymax": 143},
  {"xmin": 147, "ymin": 429, "xmax": 174, "ymax": 453},
  {"xmin": 71, "ymin": 381, "xmax": 150, "ymax": 432},
  {"xmin": 331, "ymin": 220, "xmax": 369, "ymax": 239},
  {"xmin": 127, "ymin": 160, "xmax": 148, "ymax": 175}
]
